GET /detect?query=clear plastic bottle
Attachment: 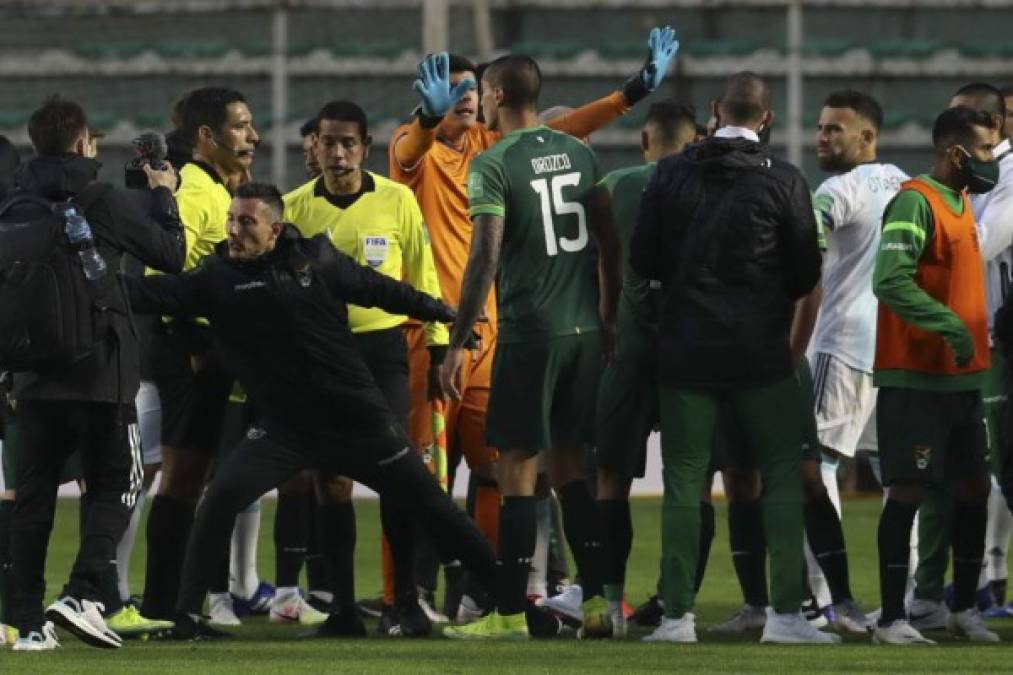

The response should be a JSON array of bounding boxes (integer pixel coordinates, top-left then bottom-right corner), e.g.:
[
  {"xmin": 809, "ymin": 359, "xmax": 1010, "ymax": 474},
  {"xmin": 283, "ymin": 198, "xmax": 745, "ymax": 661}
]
[{"xmin": 62, "ymin": 205, "xmax": 107, "ymax": 281}]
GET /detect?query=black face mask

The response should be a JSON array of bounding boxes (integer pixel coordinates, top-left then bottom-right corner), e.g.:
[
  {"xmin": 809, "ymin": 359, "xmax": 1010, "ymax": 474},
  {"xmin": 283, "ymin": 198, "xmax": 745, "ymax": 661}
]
[{"xmin": 957, "ymin": 146, "xmax": 1000, "ymax": 194}]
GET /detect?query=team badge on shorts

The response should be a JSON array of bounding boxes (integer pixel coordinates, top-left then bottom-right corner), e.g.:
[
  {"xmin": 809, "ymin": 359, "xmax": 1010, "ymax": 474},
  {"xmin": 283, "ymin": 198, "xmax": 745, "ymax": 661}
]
[
  {"xmin": 246, "ymin": 427, "xmax": 267, "ymax": 440},
  {"xmin": 913, "ymin": 445, "xmax": 932, "ymax": 470},
  {"xmin": 363, "ymin": 236, "xmax": 388, "ymax": 268}
]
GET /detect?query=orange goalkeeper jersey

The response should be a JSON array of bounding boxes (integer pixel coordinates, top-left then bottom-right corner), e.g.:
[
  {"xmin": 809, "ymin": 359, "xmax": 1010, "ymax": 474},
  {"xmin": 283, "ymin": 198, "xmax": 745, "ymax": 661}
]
[{"xmin": 388, "ymin": 91, "xmax": 630, "ymax": 331}]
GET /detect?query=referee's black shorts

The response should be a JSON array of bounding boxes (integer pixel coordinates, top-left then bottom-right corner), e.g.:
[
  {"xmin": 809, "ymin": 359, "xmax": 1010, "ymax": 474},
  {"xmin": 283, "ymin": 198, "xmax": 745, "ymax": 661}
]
[{"xmin": 149, "ymin": 324, "xmax": 232, "ymax": 452}]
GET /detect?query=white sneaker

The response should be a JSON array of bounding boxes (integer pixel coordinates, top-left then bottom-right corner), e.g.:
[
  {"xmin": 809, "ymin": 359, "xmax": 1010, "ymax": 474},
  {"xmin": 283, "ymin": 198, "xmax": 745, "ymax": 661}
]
[
  {"xmin": 642, "ymin": 613, "xmax": 697, "ymax": 643},
  {"xmin": 760, "ymin": 610, "xmax": 841, "ymax": 644},
  {"xmin": 833, "ymin": 599, "xmax": 872, "ymax": 634},
  {"xmin": 45, "ymin": 597, "xmax": 121, "ymax": 649},
  {"xmin": 12, "ymin": 622, "xmax": 61, "ymax": 651},
  {"xmin": 536, "ymin": 584, "xmax": 584, "ymax": 622},
  {"xmin": 872, "ymin": 619, "xmax": 936, "ymax": 645},
  {"xmin": 865, "ymin": 607, "xmax": 882, "ymax": 624},
  {"xmin": 947, "ymin": 608, "xmax": 1000, "ymax": 643},
  {"xmin": 269, "ymin": 590, "xmax": 328, "ymax": 626},
  {"xmin": 418, "ymin": 591, "xmax": 449, "ymax": 624},
  {"xmin": 907, "ymin": 599, "xmax": 949, "ymax": 630},
  {"xmin": 709, "ymin": 604, "xmax": 767, "ymax": 633},
  {"xmin": 455, "ymin": 595, "xmax": 484, "ymax": 624},
  {"xmin": 208, "ymin": 593, "xmax": 242, "ymax": 627}
]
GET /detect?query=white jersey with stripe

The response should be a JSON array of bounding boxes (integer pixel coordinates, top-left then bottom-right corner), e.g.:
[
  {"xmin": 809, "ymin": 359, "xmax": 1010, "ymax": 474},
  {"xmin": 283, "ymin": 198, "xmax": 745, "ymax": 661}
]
[{"xmin": 810, "ymin": 162, "xmax": 909, "ymax": 373}]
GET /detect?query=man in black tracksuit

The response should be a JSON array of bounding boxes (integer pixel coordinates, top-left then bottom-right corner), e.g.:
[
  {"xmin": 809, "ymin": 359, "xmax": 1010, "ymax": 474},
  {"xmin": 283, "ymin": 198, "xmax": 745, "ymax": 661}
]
[
  {"xmin": 125, "ymin": 182, "xmax": 497, "ymax": 638},
  {"xmin": 630, "ymin": 72, "xmax": 825, "ymax": 643},
  {"xmin": 7, "ymin": 98, "xmax": 184, "ymax": 649}
]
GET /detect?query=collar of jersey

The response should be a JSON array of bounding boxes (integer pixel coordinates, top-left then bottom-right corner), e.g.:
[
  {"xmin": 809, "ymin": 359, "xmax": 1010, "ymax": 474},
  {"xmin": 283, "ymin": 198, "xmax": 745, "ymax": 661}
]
[
  {"xmin": 500, "ymin": 124, "xmax": 551, "ymax": 139},
  {"xmin": 314, "ymin": 171, "xmax": 376, "ymax": 209},
  {"xmin": 187, "ymin": 159, "xmax": 227, "ymax": 187}
]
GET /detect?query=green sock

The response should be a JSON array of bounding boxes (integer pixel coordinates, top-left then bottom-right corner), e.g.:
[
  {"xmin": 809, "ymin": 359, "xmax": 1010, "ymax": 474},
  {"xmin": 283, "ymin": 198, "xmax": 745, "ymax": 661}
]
[
  {"xmin": 603, "ymin": 583, "xmax": 623, "ymax": 603},
  {"xmin": 0, "ymin": 499, "xmax": 11, "ymax": 625}
]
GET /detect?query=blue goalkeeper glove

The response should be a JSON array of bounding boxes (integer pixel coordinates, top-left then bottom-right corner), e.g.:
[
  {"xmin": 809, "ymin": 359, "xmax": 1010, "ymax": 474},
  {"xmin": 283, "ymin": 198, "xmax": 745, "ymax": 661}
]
[
  {"xmin": 622, "ymin": 26, "xmax": 680, "ymax": 105},
  {"xmin": 413, "ymin": 52, "xmax": 476, "ymax": 126}
]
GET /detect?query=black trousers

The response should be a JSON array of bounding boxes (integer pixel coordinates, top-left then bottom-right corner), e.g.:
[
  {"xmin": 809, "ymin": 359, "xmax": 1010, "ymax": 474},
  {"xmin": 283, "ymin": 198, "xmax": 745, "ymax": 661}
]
[
  {"xmin": 177, "ymin": 421, "xmax": 496, "ymax": 615},
  {"xmin": 11, "ymin": 400, "xmax": 140, "ymax": 630}
]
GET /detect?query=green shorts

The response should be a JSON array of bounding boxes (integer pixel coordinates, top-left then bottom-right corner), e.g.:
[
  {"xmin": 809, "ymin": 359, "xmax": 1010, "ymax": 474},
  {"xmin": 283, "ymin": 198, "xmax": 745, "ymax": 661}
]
[
  {"xmin": 487, "ymin": 332, "xmax": 602, "ymax": 454},
  {"xmin": 595, "ymin": 316, "xmax": 658, "ymax": 479},
  {"xmin": 712, "ymin": 357, "xmax": 820, "ymax": 470},
  {"xmin": 983, "ymin": 348, "xmax": 1007, "ymax": 476},
  {"xmin": 877, "ymin": 387, "xmax": 989, "ymax": 486}
]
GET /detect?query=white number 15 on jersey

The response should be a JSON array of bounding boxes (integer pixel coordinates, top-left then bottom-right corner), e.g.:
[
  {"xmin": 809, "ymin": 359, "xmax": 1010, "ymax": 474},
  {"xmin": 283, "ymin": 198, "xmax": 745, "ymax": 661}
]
[{"xmin": 530, "ymin": 172, "xmax": 588, "ymax": 256}]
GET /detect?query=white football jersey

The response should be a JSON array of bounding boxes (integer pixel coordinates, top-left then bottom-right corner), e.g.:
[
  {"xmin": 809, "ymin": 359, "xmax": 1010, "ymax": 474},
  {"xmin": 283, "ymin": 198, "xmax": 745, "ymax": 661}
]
[
  {"xmin": 970, "ymin": 138, "xmax": 1013, "ymax": 334},
  {"xmin": 810, "ymin": 162, "xmax": 909, "ymax": 373}
]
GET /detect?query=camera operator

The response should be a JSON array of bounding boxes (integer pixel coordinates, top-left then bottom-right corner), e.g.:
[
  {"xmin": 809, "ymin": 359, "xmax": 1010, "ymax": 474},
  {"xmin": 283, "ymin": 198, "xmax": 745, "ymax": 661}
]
[{"xmin": 5, "ymin": 96, "xmax": 184, "ymax": 651}]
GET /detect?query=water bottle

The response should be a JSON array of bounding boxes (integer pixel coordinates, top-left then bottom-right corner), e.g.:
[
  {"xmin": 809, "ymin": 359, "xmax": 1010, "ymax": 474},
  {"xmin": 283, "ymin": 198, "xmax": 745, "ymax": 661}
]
[{"xmin": 62, "ymin": 205, "xmax": 107, "ymax": 281}]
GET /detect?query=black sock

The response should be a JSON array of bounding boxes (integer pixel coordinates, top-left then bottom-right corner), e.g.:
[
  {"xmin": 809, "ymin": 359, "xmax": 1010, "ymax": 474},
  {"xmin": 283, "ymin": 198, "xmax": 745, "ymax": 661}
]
[
  {"xmin": 728, "ymin": 500, "xmax": 768, "ymax": 607},
  {"xmin": 877, "ymin": 499, "xmax": 918, "ymax": 625},
  {"xmin": 274, "ymin": 493, "xmax": 310, "ymax": 588},
  {"xmin": 497, "ymin": 496, "xmax": 536, "ymax": 615},
  {"xmin": 696, "ymin": 501, "xmax": 716, "ymax": 593},
  {"xmin": 0, "ymin": 499, "xmax": 12, "ymax": 624},
  {"xmin": 599, "ymin": 499, "xmax": 632, "ymax": 589},
  {"xmin": 141, "ymin": 495, "xmax": 194, "ymax": 620},
  {"xmin": 805, "ymin": 490, "xmax": 852, "ymax": 604},
  {"xmin": 304, "ymin": 500, "xmax": 328, "ymax": 594},
  {"xmin": 413, "ymin": 524, "xmax": 440, "ymax": 595},
  {"xmin": 557, "ymin": 480, "xmax": 607, "ymax": 599},
  {"xmin": 100, "ymin": 561, "xmax": 123, "ymax": 615},
  {"xmin": 317, "ymin": 502, "xmax": 356, "ymax": 610},
  {"xmin": 951, "ymin": 500, "xmax": 988, "ymax": 612}
]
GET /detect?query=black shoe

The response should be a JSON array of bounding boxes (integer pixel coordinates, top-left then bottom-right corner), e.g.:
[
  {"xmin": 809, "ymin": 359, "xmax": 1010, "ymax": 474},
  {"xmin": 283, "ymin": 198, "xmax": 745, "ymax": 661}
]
[
  {"xmin": 630, "ymin": 594, "xmax": 664, "ymax": 628},
  {"xmin": 377, "ymin": 603, "xmax": 399, "ymax": 636},
  {"xmin": 394, "ymin": 596, "xmax": 432, "ymax": 638},
  {"xmin": 154, "ymin": 613, "xmax": 233, "ymax": 641},
  {"xmin": 525, "ymin": 600, "xmax": 564, "ymax": 639},
  {"xmin": 357, "ymin": 597, "xmax": 385, "ymax": 619},
  {"xmin": 306, "ymin": 592, "xmax": 335, "ymax": 614},
  {"xmin": 299, "ymin": 607, "xmax": 366, "ymax": 638}
]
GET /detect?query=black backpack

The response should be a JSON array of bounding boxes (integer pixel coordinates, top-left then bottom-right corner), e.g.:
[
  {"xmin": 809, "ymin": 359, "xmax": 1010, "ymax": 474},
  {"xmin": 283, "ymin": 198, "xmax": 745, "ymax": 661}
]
[{"xmin": 0, "ymin": 183, "xmax": 118, "ymax": 372}]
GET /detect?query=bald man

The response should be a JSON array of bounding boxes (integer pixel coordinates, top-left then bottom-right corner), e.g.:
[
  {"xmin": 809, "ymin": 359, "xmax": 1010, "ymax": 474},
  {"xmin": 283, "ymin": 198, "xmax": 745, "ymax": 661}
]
[{"xmin": 631, "ymin": 72, "xmax": 832, "ymax": 644}]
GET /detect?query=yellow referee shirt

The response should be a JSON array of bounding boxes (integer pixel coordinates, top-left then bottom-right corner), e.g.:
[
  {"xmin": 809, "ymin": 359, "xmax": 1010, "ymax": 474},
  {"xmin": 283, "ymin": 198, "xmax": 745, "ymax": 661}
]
[
  {"xmin": 283, "ymin": 171, "xmax": 448, "ymax": 346},
  {"xmin": 175, "ymin": 161, "xmax": 232, "ymax": 271}
]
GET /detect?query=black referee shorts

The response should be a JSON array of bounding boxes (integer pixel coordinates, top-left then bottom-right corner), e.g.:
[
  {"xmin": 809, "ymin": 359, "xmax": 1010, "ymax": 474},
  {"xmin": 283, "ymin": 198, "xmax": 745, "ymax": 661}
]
[{"xmin": 149, "ymin": 327, "xmax": 232, "ymax": 452}]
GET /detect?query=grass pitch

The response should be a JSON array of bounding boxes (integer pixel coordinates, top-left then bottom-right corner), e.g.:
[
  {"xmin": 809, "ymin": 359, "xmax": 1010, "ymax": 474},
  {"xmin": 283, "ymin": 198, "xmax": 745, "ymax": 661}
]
[{"xmin": 6, "ymin": 496, "xmax": 1012, "ymax": 673}]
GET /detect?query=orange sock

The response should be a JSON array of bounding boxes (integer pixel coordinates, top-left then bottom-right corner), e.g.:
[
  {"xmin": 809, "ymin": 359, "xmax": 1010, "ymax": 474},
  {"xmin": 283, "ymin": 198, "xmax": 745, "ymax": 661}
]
[
  {"xmin": 474, "ymin": 485, "xmax": 501, "ymax": 554},
  {"xmin": 381, "ymin": 534, "xmax": 395, "ymax": 606}
]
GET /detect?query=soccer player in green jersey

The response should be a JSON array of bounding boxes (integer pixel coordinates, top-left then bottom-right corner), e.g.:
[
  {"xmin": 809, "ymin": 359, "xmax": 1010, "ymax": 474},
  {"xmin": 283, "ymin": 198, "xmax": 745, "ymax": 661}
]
[
  {"xmin": 441, "ymin": 55, "xmax": 621, "ymax": 640},
  {"xmin": 592, "ymin": 100, "xmax": 698, "ymax": 637}
]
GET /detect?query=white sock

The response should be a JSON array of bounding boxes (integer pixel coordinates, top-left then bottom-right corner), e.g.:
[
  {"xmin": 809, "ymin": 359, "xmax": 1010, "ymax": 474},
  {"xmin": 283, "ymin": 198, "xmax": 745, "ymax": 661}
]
[
  {"xmin": 804, "ymin": 535, "xmax": 832, "ymax": 608},
  {"xmin": 116, "ymin": 489, "xmax": 146, "ymax": 602},
  {"xmin": 229, "ymin": 500, "xmax": 262, "ymax": 599},
  {"xmin": 527, "ymin": 496, "xmax": 550, "ymax": 598},
  {"xmin": 987, "ymin": 474, "xmax": 1013, "ymax": 583},
  {"xmin": 820, "ymin": 457, "xmax": 842, "ymax": 517},
  {"xmin": 275, "ymin": 585, "xmax": 299, "ymax": 601},
  {"xmin": 868, "ymin": 454, "xmax": 882, "ymax": 488},
  {"xmin": 906, "ymin": 511, "xmax": 919, "ymax": 603}
]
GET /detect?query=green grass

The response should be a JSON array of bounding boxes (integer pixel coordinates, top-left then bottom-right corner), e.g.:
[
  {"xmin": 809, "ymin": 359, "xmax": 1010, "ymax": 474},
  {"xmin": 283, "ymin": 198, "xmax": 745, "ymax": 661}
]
[{"xmin": 11, "ymin": 496, "xmax": 1013, "ymax": 673}]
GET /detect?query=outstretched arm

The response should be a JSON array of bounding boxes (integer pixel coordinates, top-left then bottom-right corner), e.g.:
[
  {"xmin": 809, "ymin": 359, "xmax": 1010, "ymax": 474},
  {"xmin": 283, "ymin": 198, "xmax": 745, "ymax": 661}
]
[
  {"xmin": 545, "ymin": 26, "xmax": 680, "ymax": 139},
  {"xmin": 124, "ymin": 266, "xmax": 210, "ymax": 317}
]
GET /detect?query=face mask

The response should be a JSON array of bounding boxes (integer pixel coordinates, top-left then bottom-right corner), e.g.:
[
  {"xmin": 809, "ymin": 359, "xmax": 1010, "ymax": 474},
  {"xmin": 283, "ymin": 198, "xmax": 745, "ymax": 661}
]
[{"xmin": 957, "ymin": 146, "xmax": 1000, "ymax": 194}]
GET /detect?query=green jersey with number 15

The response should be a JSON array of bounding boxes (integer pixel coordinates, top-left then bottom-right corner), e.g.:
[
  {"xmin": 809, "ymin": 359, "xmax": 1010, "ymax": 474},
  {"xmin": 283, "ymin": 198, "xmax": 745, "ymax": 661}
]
[{"xmin": 467, "ymin": 126, "xmax": 602, "ymax": 344}]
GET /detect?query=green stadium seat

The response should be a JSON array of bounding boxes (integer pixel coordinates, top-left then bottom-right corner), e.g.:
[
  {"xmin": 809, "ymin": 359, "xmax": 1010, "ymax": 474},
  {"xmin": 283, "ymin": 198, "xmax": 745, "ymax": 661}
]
[
  {"xmin": 599, "ymin": 41, "xmax": 648, "ymax": 60},
  {"xmin": 135, "ymin": 112, "xmax": 169, "ymax": 130},
  {"xmin": 956, "ymin": 41, "xmax": 1013, "ymax": 59},
  {"xmin": 682, "ymin": 39, "xmax": 760, "ymax": 58},
  {"xmin": 880, "ymin": 110, "xmax": 914, "ymax": 130},
  {"xmin": 331, "ymin": 39, "xmax": 405, "ymax": 59},
  {"xmin": 0, "ymin": 110, "xmax": 30, "ymax": 129},
  {"xmin": 509, "ymin": 40, "xmax": 586, "ymax": 59},
  {"xmin": 802, "ymin": 39, "xmax": 855, "ymax": 58},
  {"xmin": 867, "ymin": 39, "xmax": 945, "ymax": 59},
  {"xmin": 88, "ymin": 112, "xmax": 118, "ymax": 132},
  {"xmin": 153, "ymin": 40, "xmax": 231, "ymax": 59},
  {"xmin": 74, "ymin": 40, "xmax": 148, "ymax": 60}
]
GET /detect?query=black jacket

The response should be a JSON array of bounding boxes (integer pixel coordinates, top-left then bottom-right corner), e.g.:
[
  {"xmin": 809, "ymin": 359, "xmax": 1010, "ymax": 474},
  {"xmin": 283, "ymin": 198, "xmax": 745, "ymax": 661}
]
[
  {"xmin": 630, "ymin": 136, "xmax": 821, "ymax": 388},
  {"xmin": 125, "ymin": 226, "xmax": 455, "ymax": 441},
  {"xmin": 12, "ymin": 154, "xmax": 185, "ymax": 403}
]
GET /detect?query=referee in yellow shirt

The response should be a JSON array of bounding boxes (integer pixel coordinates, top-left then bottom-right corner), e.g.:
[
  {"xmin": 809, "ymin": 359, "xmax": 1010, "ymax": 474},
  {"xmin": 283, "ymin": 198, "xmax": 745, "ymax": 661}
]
[{"xmin": 284, "ymin": 100, "xmax": 447, "ymax": 638}]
